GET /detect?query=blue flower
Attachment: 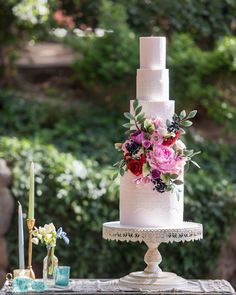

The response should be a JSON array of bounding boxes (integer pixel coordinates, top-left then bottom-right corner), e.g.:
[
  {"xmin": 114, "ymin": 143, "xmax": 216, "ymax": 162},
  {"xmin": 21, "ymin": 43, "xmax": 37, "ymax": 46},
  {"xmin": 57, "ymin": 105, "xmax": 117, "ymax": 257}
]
[{"xmin": 56, "ymin": 227, "xmax": 70, "ymax": 245}]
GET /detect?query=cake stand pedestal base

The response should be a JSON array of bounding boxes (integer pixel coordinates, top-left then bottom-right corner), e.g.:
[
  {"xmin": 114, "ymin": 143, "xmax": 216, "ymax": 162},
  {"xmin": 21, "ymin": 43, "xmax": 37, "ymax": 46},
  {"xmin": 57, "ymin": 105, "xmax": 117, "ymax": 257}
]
[
  {"xmin": 120, "ymin": 271, "xmax": 187, "ymax": 290},
  {"xmin": 120, "ymin": 240, "xmax": 187, "ymax": 290},
  {"xmin": 103, "ymin": 221, "xmax": 203, "ymax": 291}
]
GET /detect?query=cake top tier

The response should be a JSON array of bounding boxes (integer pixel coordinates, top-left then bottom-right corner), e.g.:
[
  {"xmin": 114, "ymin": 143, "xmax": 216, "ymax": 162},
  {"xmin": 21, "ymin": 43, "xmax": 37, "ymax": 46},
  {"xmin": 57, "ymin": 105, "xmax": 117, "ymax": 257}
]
[{"xmin": 140, "ymin": 37, "xmax": 166, "ymax": 69}]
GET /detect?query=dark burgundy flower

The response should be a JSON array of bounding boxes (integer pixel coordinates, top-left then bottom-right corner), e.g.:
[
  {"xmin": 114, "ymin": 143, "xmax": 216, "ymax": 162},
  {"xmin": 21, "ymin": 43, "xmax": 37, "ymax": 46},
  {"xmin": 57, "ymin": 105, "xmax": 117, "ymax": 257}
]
[
  {"xmin": 151, "ymin": 169, "xmax": 161, "ymax": 179},
  {"xmin": 140, "ymin": 154, "xmax": 146, "ymax": 164}
]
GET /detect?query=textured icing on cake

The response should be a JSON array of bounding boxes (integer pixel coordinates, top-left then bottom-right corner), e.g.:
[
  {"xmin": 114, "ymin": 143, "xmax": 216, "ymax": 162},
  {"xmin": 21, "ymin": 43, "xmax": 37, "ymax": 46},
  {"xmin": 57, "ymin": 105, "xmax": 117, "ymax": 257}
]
[
  {"xmin": 136, "ymin": 69, "xmax": 169, "ymax": 101},
  {"xmin": 120, "ymin": 172, "xmax": 183, "ymax": 227},
  {"xmin": 130, "ymin": 100, "xmax": 174, "ymax": 122},
  {"xmin": 119, "ymin": 36, "xmax": 184, "ymax": 228}
]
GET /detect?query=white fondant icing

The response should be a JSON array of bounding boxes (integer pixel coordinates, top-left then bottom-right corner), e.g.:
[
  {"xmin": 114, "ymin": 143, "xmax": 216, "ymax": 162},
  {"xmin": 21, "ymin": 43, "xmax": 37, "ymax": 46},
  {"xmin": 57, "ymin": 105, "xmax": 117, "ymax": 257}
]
[
  {"xmin": 136, "ymin": 69, "xmax": 169, "ymax": 101},
  {"xmin": 120, "ymin": 172, "xmax": 184, "ymax": 228},
  {"xmin": 130, "ymin": 100, "xmax": 174, "ymax": 121},
  {"xmin": 140, "ymin": 37, "xmax": 166, "ymax": 69}
]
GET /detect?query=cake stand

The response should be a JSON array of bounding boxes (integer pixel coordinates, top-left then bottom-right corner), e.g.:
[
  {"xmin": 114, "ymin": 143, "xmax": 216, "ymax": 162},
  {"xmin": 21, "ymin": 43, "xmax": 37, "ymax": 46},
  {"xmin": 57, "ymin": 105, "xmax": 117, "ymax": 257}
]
[{"xmin": 103, "ymin": 221, "xmax": 203, "ymax": 290}]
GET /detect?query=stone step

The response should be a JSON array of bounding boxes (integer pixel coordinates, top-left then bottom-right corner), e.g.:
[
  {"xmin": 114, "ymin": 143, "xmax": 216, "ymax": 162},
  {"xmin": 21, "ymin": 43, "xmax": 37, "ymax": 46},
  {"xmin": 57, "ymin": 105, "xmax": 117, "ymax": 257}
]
[{"xmin": 17, "ymin": 42, "xmax": 76, "ymax": 69}]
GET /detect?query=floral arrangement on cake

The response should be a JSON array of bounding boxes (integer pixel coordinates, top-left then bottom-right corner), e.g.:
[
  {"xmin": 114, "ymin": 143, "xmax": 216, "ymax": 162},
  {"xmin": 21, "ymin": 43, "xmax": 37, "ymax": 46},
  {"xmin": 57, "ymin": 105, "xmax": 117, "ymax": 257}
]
[{"xmin": 114, "ymin": 100, "xmax": 200, "ymax": 198}]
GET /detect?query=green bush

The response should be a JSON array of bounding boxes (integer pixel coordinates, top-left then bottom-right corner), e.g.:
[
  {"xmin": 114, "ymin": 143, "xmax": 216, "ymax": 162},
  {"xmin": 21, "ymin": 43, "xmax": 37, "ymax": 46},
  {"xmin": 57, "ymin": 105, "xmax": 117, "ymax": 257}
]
[
  {"xmin": 0, "ymin": 90, "xmax": 124, "ymax": 164},
  {"xmin": 71, "ymin": 31, "xmax": 236, "ymax": 129},
  {"xmin": 169, "ymin": 34, "xmax": 236, "ymax": 130},
  {"xmin": 122, "ymin": 0, "xmax": 236, "ymax": 47},
  {"xmin": 68, "ymin": 0, "xmax": 138, "ymax": 104},
  {"xmin": 61, "ymin": 0, "xmax": 236, "ymax": 46},
  {"xmin": 1, "ymin": 91, "xmax": 236, "ymax": 279}
]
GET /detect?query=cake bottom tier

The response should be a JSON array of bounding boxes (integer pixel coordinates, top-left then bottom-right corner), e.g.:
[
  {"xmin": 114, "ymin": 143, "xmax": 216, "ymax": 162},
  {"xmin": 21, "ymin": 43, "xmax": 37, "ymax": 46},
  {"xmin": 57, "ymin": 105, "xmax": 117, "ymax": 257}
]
[{"xmin": 120, "ymin": 172, "xmax": 184, "ymax": 228}]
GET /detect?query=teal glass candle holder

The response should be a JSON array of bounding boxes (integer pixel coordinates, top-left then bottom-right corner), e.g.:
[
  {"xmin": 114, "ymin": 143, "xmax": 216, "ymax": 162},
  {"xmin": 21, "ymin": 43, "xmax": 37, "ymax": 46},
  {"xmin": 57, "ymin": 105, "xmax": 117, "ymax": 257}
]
[
  {"xmin": 54, "ymin": 266, "xmax": 70, "ymax": 287},
  {"xmin": 13, "ymin": 277, "xmax": 32, "ymax": 293},
  {"xmin": 32, "ymin": 280, "xmax": 47, "ymax": 292}
]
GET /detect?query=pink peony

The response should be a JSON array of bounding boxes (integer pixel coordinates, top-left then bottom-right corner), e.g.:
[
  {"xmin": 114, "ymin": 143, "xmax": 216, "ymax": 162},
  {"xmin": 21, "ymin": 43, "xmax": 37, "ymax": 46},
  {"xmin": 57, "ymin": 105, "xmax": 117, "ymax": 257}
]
[
  {"xmin": 148, "ymin": 145, "xmax": 182, "ymax": 174},
  {"xmin": 131, "ymin": 131, "xmax": 145, "ymax": 144}
]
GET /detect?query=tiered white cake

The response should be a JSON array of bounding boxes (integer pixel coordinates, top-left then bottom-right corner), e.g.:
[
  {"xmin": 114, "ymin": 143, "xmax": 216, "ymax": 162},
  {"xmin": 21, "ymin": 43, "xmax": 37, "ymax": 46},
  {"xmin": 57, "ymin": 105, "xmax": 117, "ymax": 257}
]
[{"xmin": 120, "ymin": 37, "xmax": 184, "ymax": 228}]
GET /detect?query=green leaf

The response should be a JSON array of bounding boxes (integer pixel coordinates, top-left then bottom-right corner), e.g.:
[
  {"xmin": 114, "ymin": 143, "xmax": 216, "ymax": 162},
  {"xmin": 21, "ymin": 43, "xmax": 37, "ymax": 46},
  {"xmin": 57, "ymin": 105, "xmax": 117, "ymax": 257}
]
[
  {"xmin": 179, "ymin": 127, "xmax": 186, "ymax": 134},
  {"xmin": 181, "ymin": 120, "xmax": 192, "ymax": 127},
  {"xmin": 166, "ymin": 185, "xmax": 172, "ymax": 192},
  {"xmin": 133, "ymin": 99, "xmax": 139, "ymax": 110},
  {"xmin": 125, "ymin": 129, "xmax": 137, "ymax": 135},
  {"xmin": 122, "ymin": 123, "xmax": 132, "ymax": 128},
  {"xmin": 173, "ymin": 179, "xmax": 184, "ymax": 185},
  {"xmin": 170, "ymin": 174, "xmax": 179, "ymax": 180},
  {"xmin": 119, "ymin": 160, "xmax": 126, "ymax": 168},
  {"xmin": 137, "ymin": 113, "xmax": 145, "ymax": 124},
  {"xmin": 166, "ymin": 119, "xmax": 171, "ymax": 127},
  {"xmin": 113, "ymin": 161, "xmax": 120, "ymax": 167},
  {"xmin": 142, "ymin": 163, "xmax": 150, "ymax": 177},
  {"xmin": 173, "ymin": 113, "xmax": 179, "ymax": 122},
  {"xmin": 184, "ymin": 149, "xmax": 194, "ymax": 156},
  {"xmin": 135, "ymin": 105, "xmax": 142, "ymax": 116},
  {"xmin": 191, "ymin": 151, "xmax": 201, "ymax": 157},
  {"xmin": 124, "ymin": 112, "xmax": 134, "ymax": 120},
  {"xmin": 191, "ymin": 160, "xmax": 201, "ymax": 169},
  {"xmin": 179, "ymin": 110, "xmax": 186, "ymax": 119},
  {"xmin": 112, "ymin": 172, "xmax": 118, "ymax": 180},
  {"xmin": 161, "ymin": 173, "xmax": 171, "ymax": 183},
  {"xmin": 120, "ymin": 168, "xmax": 125, "ymax": 176},
  {"xmin": 176, "ymin": 190, "xmax": 181, "ymax": 201},
  {"xmin": 187, "ymin": 110, "xmax": 197, "ymax": 119}
]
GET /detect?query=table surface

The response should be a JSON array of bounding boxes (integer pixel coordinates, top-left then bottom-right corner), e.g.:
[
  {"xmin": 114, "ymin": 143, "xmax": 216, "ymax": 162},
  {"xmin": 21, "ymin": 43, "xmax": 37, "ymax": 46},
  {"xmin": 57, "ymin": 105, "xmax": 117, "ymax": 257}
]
[{"xmin": 1, "ymin": 279, "xmax": 235, "ymax": 295}]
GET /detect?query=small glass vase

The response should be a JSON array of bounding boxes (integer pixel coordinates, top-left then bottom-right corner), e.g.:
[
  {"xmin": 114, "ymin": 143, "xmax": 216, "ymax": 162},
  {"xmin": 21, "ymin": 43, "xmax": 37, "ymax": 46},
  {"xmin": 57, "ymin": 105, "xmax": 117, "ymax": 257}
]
[{"xmin": 43, "ymin": 246, "xmax": 58, "ymax": 285}]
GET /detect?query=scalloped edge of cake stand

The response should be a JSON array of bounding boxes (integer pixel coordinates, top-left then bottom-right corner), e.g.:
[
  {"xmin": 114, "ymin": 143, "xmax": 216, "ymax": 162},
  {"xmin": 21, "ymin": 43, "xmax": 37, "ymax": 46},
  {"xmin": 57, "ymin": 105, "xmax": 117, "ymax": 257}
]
[{"xmin": 119, "ymin": 271, "xmax": 187, "ymax": 290}]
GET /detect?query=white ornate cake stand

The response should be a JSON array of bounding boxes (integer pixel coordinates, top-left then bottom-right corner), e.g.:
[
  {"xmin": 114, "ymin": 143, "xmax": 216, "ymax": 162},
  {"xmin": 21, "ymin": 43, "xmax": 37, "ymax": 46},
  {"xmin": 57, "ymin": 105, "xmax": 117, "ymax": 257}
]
[{"xmin": 103, "ymin": 221, "xmax": 203, "ymax": 290}]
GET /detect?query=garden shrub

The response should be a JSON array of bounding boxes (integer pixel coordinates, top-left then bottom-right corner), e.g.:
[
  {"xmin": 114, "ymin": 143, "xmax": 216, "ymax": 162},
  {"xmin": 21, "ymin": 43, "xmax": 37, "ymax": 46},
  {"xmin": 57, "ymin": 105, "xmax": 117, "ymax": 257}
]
[
  {"xmin": 169, "ymin": 34, "xmax": 236, "ymax": 130},
  {"xmin": 68, "ymin": 0, "xmax": 138, "ymax": 105},
  {"xmin": 61, "ymin": 0, "xmax": 236, "ymax": 46},
  {"xmin": 0, "ymin": 90, "xmax": 124, "ymax": 164},
  {"xmin": 71, "ymin": 31, "xmax": 236, "ymax": 130}
]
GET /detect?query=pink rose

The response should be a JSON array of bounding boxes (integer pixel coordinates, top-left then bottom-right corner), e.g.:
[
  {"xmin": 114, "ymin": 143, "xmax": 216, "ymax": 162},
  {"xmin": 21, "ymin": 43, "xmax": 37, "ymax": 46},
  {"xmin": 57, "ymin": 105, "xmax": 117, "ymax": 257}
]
[
  {"xmin": 148, "ymin": 145, "xmax": 182, "ymax": 174},
  {"xmin": 150, "ymin": 130, "xmax": 163, "ymax": 145},
  {"xmin": 153, "ymin": 117, "xmax": 165, "ymax": 129}
]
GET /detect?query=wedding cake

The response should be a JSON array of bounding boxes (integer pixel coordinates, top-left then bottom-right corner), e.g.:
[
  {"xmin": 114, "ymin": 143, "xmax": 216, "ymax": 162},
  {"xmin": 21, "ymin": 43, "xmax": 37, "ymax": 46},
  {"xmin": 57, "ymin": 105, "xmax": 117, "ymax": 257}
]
[{"xmin": 115, "ymin": 37, "xmax": 199, "ymax": 228}]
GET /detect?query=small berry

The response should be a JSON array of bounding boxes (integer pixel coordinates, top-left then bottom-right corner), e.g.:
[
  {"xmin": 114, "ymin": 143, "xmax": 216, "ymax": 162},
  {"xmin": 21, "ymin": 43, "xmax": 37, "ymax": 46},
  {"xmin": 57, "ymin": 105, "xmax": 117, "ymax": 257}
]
[{"xmin": 125, "ymin": 140, "xmax": 141, "ymax": 155}]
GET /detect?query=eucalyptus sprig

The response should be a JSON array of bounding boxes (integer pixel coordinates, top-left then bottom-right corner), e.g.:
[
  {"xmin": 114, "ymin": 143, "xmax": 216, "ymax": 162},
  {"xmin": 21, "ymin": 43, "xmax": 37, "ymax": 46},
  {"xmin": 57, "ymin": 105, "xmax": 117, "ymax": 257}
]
[
  {"xmin": 123, "ymin": 99, "xmax": 146, "ymax": 135},
  {"xmin": 183, "ymin": 149, "xmax": 201, "ymax": 169},
  {"xmin": 167, "ymin": 110, "xmax": 197, "ymax": 134}
]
